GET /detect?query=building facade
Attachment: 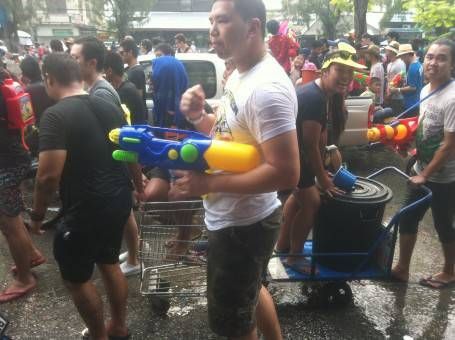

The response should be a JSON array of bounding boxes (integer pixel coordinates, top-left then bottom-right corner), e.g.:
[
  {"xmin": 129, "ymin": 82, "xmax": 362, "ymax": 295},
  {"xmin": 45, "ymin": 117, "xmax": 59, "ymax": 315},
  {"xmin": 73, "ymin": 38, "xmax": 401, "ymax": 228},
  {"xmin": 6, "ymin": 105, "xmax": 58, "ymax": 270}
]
[{"xmin": 33, "ymin": 0, "xmax": 100, "ymax": 43}]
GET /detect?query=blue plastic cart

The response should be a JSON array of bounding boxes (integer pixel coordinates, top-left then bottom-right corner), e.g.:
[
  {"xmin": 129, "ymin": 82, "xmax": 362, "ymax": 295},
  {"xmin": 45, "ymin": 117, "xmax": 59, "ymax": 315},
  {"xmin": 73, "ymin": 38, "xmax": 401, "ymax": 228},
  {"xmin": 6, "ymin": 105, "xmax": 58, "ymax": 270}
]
[{"xmin": 267, "ymin": 167, "xmax": 432, "ymax": 307}]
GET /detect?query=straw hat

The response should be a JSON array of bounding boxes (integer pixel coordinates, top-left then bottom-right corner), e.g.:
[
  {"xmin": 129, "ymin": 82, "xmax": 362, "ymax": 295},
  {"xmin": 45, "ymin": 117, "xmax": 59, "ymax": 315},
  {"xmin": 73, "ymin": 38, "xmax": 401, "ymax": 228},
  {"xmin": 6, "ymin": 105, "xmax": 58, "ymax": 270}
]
[
  {"xmin": 321, "ymin": 42, "xmax": 367, "ymax": 70},
  {"xmin": 364, "ymin": 45, "xmax": 381, "ymax": 58},
  {"xmin": 396, "ymin": 43, "xmax": 414, "ymax": 57},
  {"xmin": 384, "ymin": 41, "xmax": 400, "ymax": 54}
]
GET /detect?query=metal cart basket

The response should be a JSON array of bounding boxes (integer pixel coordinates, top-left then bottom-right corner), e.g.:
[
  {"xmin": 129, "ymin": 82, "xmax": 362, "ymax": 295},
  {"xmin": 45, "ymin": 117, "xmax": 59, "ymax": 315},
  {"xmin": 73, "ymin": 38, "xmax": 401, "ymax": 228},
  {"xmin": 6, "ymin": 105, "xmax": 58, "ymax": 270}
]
[{"xmin": 138, "ymin": 200, "xmax": 208, "ymax": 312}]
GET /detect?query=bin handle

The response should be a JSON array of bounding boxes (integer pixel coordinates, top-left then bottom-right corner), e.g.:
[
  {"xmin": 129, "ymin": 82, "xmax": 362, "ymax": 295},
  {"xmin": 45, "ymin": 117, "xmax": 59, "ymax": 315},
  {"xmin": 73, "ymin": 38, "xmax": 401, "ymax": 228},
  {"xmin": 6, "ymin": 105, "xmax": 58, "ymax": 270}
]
[{"xmin": 366, "ymin": 166, "xmax": 432, "ymax": 226}]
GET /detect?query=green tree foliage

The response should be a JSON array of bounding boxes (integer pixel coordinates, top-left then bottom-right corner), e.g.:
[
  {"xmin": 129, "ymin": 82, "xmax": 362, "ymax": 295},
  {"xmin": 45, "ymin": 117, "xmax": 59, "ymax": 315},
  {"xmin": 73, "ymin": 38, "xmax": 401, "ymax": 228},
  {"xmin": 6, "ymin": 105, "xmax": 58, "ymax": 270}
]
[
  {"xmin": 285, "ymin": 0, "xmax": 352, "ymax": 39},
  {"xmin": 380, "ymin": 0, "xmax": 403, "ymax": 29},
  {"xmin": 284, "ymin": 0, "xmax": 375, "ymax": 40},
  {"xmin": 404, "ymin": 0, "xmax": 455, "ymax": 36},
  {"xmin": 0, "ymin": 0, "xmax": 42, "ymax": 50},
  {"xmin": 103, "ymin": 0, "xmax": 156, "ymax": 41}
]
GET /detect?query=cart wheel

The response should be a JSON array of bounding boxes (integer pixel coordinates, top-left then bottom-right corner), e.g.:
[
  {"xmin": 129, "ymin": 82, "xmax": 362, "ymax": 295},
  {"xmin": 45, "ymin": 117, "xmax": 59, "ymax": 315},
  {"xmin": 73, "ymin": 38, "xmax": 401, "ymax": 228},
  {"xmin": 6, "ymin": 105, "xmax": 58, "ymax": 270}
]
[
  {"xmin": 320, "ymin": 282, "xmax": 353, "ymax": 307},
  {"xmin": 301, "ymin": 283, "xmax": 323, "ymax": 307},
  {"xmin": 149, "ymin": 296, "xmax": 171, "ymax": 316}
]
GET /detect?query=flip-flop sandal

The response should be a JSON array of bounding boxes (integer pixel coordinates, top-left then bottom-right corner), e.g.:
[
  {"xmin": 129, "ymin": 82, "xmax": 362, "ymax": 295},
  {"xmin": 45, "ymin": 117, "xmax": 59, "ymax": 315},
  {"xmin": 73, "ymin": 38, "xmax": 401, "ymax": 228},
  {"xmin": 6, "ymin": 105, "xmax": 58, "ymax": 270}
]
[
  {"xmin": 11, "ymin": 256, "xmax": 46, "ymax": 274},
  {"xmin": 0, "ymin": 280, "xmax": 37, "ymax": 304},
  {"xmin": 419, "ymin": 276, "xmax": 455, "ymax": 289}
]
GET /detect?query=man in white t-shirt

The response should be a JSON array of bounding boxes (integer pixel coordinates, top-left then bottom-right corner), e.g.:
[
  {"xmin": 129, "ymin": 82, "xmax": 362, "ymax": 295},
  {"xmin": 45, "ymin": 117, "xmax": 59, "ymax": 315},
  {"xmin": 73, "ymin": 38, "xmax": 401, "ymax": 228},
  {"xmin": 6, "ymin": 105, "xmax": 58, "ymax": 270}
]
[
  {"xmin": 392, "ymin": 39, "xmax": 455, "ymax": 289},
  {"xmin": 365, "ymin": 44, "xmax": 385, "ymax": 105},
  {"xmin": 174, "ymin": 0, "xmax": 299, "ymax": 338},
  {"xmin": 385, "ymin": 41, "xmax": 406, "ymax": 114}
]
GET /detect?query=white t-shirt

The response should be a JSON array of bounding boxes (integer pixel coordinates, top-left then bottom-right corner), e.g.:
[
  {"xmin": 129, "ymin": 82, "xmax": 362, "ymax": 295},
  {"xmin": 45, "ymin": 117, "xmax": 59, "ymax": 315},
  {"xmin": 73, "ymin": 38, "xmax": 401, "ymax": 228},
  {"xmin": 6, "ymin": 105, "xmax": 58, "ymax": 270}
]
[
  {"xmin": 414, "ymin": 81, "xmax": 455, "ymax": 183},
  {"xmin": 370, "ymin": 62, "xmax": 384, "ymax": 105},
  {"xmin": 387, "ymin": 58, "xmax": 406, "ymax": 100},
  {"xmin": 204, "ymin": 54, "xmax": 297, "ymax": 230}
]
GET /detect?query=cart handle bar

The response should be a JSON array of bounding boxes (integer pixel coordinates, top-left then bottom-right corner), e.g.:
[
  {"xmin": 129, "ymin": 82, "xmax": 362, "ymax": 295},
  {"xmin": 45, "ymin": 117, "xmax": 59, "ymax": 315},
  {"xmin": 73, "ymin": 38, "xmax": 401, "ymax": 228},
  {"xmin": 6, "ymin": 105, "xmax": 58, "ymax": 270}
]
[{"xmin": 367, "ymin": 166, "xmax": 432, "ymax": 226}]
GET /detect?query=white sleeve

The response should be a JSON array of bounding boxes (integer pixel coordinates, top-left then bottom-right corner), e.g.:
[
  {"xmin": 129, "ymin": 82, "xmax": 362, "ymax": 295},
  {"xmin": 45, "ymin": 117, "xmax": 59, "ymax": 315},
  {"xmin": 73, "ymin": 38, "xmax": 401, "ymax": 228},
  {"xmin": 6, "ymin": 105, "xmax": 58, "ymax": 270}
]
[
  {"xmin": 444, "ymin": 98, "xmax": 455, "ymax": 133},
  {"xmin": 245, "ymin": 82, "xmax": 297, "ymax": 144}
]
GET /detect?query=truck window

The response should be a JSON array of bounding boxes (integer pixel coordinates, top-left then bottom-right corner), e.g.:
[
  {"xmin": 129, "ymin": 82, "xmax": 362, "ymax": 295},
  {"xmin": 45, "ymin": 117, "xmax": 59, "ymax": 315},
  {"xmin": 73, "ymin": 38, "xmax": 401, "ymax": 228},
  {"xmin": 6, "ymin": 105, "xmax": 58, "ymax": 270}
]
[{"xmin": 181, "ymin": 60, "xmax": 217, "ymax": 99}]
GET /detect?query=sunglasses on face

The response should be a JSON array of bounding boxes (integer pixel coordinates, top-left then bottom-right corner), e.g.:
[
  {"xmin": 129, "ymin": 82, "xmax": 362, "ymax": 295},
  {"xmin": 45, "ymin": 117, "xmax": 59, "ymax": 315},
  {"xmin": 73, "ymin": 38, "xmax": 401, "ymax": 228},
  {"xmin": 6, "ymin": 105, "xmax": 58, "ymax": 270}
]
[{"xmin": 323, "ymin": 50, "xmax": 357, "ymax": 64}]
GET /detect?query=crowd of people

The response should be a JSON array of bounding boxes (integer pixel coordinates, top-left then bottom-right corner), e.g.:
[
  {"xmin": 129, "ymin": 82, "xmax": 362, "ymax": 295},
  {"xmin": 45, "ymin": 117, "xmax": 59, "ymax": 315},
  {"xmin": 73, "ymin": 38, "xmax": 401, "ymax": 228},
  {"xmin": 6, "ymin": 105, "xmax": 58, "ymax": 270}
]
[{"xmin": 0, "ymin": 0, "xmax": 454, "ymax": 339}]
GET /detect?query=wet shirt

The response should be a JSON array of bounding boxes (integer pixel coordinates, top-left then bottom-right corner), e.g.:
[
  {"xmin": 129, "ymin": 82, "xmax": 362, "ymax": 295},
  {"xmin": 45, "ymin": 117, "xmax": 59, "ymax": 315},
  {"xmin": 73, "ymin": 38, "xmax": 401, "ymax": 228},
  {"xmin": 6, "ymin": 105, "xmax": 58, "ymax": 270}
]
[
  {"xmin": 89, "ymin": 79, "xmax": 121, "ymax": 108},
  {"xmin": 296, "ymin": 81, "xmax": 330, "ymax": 175},
  {"xmin": 126, "ymin": 64, "xmax": 146, "ymax": 103},
  {"xmin": 205, "ymin": 54, "xmax": 297, "ymax": 230},
  {"xmin": 118, "ymin": 80, "xmax": 147, "ymax": 124},
  {"xmin": 25, "ymin": 81, "xmax": 55, "ymax": 126},
  {"xmin": 0, "ymin": 93, "xmax": 30, "ymax": 168},
  {"xmin": 414, "ymin": 81, "xmax": 455, "ymax": 183},
  {"xmin": 39, "ymin": 95, "xmax": 132, "ymax": 213}
]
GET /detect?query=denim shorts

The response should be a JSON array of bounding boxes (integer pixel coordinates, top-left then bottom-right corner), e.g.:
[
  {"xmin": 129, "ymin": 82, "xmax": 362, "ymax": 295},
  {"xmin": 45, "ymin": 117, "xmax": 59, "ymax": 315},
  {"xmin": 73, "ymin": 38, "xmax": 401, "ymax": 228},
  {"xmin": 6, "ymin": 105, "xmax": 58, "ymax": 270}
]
[{"xmin": 207, "ymin": 207, "xmax": 281, "ymax": 337}]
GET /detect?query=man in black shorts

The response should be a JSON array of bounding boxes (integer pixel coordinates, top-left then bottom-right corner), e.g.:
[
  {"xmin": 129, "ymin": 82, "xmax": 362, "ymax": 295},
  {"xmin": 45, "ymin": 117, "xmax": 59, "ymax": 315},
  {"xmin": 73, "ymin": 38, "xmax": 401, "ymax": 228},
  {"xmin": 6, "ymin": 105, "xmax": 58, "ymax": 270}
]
[{"xmin": 30, "ymin": 53, "xmax": 138, "ymax": 339}]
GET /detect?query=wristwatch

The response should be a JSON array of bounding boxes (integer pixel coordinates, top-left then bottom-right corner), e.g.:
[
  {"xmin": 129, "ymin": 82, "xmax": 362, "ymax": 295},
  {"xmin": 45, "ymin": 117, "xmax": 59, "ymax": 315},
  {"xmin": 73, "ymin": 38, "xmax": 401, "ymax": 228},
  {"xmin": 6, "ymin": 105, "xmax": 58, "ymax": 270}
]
[{"xmin": 29, "ymin": 210, "xmax": 45, "ymax": 222}]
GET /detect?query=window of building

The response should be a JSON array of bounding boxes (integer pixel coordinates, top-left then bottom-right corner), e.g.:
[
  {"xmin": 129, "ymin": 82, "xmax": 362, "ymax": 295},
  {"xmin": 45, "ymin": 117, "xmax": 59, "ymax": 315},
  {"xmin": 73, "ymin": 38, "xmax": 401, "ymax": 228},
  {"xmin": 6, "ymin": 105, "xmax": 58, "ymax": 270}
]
[
  {"xmin": 46, "ymin": 0, "xmax": 67, "ymax": 14},
  {"xmin": 153, "ymin": 0, "xmax": 212, "ymax": 11},
  {"xmin": 52, "ymin": 28, "xmax": 73, "ymax": 37}
]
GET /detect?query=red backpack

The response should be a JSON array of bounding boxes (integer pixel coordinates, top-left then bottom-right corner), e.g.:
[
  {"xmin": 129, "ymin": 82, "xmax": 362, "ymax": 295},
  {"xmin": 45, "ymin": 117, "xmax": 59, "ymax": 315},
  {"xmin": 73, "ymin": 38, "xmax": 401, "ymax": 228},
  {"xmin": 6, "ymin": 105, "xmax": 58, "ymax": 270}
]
[{"xmin": 0, "ymin": 78, "xmax": 35, "ymax": 149}]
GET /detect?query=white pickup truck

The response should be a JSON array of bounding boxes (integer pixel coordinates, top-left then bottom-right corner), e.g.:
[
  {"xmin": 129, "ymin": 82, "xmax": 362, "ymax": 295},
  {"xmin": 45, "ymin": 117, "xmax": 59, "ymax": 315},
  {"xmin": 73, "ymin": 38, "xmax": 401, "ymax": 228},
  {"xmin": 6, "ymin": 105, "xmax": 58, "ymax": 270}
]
[{"xmin": 139, "ymin": 53, "xmax": 372, "ymax": 147}]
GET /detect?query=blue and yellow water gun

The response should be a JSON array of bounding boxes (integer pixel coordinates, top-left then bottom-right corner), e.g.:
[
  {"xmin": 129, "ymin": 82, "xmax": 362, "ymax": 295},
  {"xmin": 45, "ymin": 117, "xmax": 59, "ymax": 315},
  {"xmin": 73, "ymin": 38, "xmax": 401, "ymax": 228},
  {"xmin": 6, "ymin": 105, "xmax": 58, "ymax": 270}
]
[{"xmin": 109, "ymin": 125, "xmax": 261, "ymax": 173}]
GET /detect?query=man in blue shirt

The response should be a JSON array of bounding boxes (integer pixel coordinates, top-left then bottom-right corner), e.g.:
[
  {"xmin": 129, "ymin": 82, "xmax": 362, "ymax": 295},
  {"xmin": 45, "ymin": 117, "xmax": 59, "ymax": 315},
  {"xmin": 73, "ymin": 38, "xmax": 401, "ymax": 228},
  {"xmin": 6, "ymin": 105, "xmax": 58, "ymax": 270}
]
[{"xmin": 390, "ymin": 43, "xmax": 424, "ymax": 117}]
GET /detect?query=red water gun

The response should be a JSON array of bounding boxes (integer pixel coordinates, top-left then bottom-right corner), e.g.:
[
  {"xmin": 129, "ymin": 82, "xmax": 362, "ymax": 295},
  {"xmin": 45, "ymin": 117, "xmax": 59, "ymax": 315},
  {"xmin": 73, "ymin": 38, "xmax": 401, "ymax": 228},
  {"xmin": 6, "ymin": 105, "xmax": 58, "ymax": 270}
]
[
  {"xmin": 367, "ymin": 117, "xmax": 418, "ymax": 151},
  {"xmin": 390, "ymin": 70, "xmax": 406, "ymax": 88}
]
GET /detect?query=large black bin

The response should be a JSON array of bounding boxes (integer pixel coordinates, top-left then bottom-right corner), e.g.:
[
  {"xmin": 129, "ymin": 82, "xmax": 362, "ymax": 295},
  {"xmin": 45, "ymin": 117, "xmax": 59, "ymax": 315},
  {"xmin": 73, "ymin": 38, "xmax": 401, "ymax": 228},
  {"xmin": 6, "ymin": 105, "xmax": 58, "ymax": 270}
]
[{"xmin": 313, "ymin": 177, "xmax": 393, "ymax": 272}]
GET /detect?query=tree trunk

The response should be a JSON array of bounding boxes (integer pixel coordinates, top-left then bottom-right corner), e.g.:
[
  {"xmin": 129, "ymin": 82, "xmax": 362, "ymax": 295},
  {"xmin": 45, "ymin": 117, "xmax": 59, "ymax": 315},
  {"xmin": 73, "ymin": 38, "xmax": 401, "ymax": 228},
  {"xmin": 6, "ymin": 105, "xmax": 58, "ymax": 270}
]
[{"xmin": 354, "ymin": 0, "xmax": 368, "ymax": 42}]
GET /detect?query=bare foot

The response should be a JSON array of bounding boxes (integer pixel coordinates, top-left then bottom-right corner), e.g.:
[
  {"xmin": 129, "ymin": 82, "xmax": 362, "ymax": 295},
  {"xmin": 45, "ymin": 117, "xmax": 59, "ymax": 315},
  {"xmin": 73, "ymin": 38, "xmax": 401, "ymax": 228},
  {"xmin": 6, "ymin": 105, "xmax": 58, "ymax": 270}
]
[
  {"xmin": 1, "ymin": 274, "xmax": 37, "ymax": 295},
  {"xmin": 429, "ymin": 272, "xmax": 455, "ymax": 283},
  {"xmin": 106, "ymin": 320, "xmax": 129, "ymax": 338},
  {"xmin": 391, "ymin": 265, "xmax": 409, "ymax": 282}
]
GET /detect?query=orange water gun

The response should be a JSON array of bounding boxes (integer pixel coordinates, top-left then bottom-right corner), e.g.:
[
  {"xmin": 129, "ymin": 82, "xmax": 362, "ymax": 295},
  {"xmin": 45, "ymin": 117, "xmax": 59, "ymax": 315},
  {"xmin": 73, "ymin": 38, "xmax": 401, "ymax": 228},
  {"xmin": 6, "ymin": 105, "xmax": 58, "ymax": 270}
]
[{"xmin": 367, "ymin": 117, "xmax": 418, "ymax": 145}]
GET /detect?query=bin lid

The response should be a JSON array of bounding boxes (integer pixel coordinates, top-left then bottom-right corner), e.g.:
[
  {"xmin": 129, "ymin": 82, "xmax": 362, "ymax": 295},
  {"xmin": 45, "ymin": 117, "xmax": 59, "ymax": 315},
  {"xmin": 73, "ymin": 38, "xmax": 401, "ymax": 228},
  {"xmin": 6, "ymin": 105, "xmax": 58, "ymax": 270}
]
[{"xmin": 332, "ymin": 177, "xmax": 393, "ymax": 205}]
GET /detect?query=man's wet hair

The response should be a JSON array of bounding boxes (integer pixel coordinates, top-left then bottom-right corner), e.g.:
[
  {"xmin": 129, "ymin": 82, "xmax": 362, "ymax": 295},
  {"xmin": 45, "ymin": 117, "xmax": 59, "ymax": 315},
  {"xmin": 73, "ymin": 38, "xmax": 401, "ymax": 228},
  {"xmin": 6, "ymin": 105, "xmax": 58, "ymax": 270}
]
[
  {"xmin": 104, "ymin": 52, "xmax": 124, "ymax": 76},
  {"xmin": 174, "ymin": 33, "xmax": 187, "ymax": 44},
  {"xmin": 20, "ymin": 57, "xmax": 42, "ymax": 82},
  {"xmin": 121, "ymin": 38, "xmax": 139, "ymax": 58},
  {"xmin": 312, "ymin": 40, "xmax": 323, "ymax": 49},
  {"xmin": 214, "ymin": 0, "xmax": 266, "ymax": 38},
  {"xmin": 42, "ymin": 53, "xmax": 82, "ymax": 86},
  {"xmin": 155, "ymin": 43, "xmax": 175, "ymax": 56},
  {"xmin": 386, "ymin": 31, "xmax": 399, "ymax": 41},
  {"xmin": 74, "ymin": 36, "xmax": 106, "ymax": 72},
  {"xmin": 141, "ymin": 39, "xmax": 153, "ymax": 52},
  {"xmin": 50, "ymin": 39, "xmax": 64, "ymax": 52},
  {"xmin": 266, "ymin": 19, "xmax": 280, "ymax": 35}
]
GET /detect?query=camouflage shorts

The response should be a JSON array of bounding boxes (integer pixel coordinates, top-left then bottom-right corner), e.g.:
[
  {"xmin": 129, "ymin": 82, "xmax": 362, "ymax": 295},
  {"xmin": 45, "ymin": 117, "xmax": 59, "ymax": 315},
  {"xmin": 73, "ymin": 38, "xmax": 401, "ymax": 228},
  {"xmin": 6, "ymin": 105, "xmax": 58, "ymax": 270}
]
[
  {"xmin": 0, "ymin": 163, "xmax": 30, "ymax": 217},
  {"xmin": 207, "ymin": 208, "xmax": 281, "ymax": 337}
]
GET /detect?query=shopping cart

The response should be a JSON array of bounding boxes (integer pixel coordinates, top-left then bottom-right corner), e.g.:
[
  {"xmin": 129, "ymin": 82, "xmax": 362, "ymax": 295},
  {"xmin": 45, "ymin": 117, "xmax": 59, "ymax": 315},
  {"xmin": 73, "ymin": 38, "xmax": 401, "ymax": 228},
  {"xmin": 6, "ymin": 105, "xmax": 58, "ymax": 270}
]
[{"xmin": 138, "ymin": 200, "xmax": 208, "ymax": 314}]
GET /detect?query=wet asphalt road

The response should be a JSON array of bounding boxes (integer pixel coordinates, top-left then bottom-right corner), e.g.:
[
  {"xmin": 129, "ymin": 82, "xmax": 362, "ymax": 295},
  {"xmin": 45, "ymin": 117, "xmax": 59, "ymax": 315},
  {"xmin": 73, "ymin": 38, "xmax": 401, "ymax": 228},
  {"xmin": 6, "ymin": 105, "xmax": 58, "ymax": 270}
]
[{"xmin": 1, "ymin": 146, "xmax": 454, "ymax": 339}]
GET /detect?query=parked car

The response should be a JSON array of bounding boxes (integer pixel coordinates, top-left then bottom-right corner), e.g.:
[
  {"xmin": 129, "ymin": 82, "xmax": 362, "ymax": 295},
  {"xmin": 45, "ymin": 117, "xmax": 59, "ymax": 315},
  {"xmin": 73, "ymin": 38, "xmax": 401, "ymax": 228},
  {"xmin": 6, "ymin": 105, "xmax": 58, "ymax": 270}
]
[{"xmin": 138, "ymin": 53, "xmax": 372, "ymax": 147}]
